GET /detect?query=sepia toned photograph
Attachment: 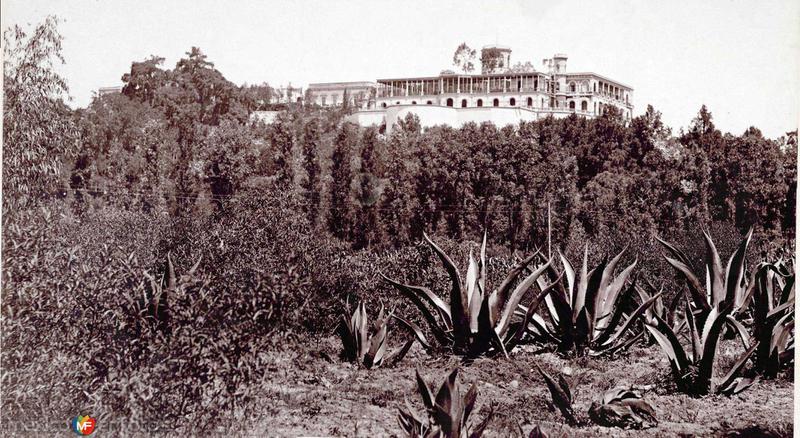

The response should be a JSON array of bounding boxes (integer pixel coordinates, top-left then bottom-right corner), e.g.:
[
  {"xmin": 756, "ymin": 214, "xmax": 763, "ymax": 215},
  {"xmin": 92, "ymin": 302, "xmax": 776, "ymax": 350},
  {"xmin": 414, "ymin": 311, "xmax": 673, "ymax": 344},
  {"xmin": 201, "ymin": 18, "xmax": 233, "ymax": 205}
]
[{"xmin": 1, "ymin": 0, "xmax": 797, "ymax": 436}]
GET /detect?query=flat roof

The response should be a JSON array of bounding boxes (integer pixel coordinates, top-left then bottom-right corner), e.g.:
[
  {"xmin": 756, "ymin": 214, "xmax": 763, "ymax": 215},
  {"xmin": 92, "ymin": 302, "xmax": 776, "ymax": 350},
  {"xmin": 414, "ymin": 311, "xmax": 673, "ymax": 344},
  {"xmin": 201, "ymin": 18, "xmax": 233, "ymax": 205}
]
[
  {"xmin": 567, "ymin": 72, "xmax": 632, "ymax": 90},
  {"xmin": 307, "ymin": 81, "xmax": 376, "ymax": 88},
  {"xmin": 377, "ymin": 72, "xmax": 546, "ymax": 82},
  {"xmin": 376, "ymin": 72, "xmax": 632, "ymax": 90}
]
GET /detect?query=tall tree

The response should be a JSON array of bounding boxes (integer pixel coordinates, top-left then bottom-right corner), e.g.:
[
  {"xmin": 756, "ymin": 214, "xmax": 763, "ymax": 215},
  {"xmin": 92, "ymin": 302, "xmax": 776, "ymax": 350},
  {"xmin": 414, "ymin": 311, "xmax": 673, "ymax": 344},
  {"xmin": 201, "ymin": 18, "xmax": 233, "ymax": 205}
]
[
  {"xmin": 121, "ymin": 56, "xmax": 167, "ymax": 106},
  {"xmin": 452, "ymin": 43, "xmax": 476, "ymax": 74},
  {"xmin": 270, "ymin": 112, "xmax": 295, "ymax": 187},
  {"xmin": 301, "ymin": 118, "xmax": 322, "ymax": 227},
  {"xmin": 201, "ymin": 120, "xmax": 254, "ymax": 212},
  {"xmin": 379, "ymin": 113, "xmax": 420, "ymax": 246},
  {"xmin": 328, "ymin": 123, "xmax": 356, "ymax": 240},
  {"xmin": 3, "ymin": 16, "xmax": 79, "ymax": 206},
  {"xmin": 354, "ymin": 127, "xmax": 383, "ymax": 249}
]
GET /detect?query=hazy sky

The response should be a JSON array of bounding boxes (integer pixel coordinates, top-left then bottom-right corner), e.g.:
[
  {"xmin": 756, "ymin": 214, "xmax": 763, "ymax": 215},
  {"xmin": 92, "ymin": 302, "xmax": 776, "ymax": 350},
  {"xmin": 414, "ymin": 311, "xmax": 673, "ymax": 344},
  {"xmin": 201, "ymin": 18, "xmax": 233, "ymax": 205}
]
[{"xmin": 3, "ymin": 0, "xmax": 799, "ymax": 138}]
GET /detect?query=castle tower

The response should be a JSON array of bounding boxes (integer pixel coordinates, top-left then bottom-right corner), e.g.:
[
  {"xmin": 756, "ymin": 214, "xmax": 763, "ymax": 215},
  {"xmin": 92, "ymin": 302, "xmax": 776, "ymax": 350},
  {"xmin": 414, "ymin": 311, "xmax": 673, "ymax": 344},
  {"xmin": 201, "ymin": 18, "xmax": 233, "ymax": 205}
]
[
  {"xmin": 480, "ymin": 45, "xmax": 512, "ymax": 74},
  {"xmin": 553, "ymin": 54, "xmax": 568, "ymax": 73}
]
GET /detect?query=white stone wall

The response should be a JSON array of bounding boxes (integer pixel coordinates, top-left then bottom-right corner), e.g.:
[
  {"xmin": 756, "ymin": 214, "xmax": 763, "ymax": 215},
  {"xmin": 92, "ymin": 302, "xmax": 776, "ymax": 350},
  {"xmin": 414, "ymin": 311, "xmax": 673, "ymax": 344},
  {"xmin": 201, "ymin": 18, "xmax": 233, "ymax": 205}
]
[
  {"xmin": 308, "ymin": 87, "xmax": 371, "ymax": 107},
  {"xmin": 376, "ymin": 91, "xmax": 551, "ymax": 110}
]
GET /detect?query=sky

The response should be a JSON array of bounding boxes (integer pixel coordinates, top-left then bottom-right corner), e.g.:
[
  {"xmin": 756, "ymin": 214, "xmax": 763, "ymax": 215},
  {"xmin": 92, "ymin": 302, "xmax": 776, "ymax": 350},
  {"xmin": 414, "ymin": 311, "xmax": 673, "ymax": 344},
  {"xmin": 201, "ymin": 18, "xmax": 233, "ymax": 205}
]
[{"xmin": 3, "ymin": 0, "xmax": 799, "ymax": 138}]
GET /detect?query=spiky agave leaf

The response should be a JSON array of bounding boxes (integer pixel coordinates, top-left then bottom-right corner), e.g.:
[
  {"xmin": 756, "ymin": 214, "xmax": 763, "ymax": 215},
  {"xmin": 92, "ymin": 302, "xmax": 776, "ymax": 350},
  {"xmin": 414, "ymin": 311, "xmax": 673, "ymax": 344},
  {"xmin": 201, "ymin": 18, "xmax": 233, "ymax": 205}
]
[
  {"xmin": 385, "ymin": 338, "xmax": 417, "ymax": 368},
  {"xmin": 594, "ymin": 292, "xmax": 663, "ymax": 351},
  {"xmin": 572, "ymin": 245, "xmax": 590, "ymax": 322},
  {"xmin": 589, "ymin": 386, "xmax": 657, "ymax": 429},
  {"xmin": 715, "ymin": 341, "xmax": 759, "ymax": 395},
  {"xmin": 466, "ymin": 248, "xmax": 482, "ymax": 333},
  {"xmin": 534, "ymin": 364, "xmax": 576, "ymax": 425},
  {"xmin": 662, "ymin": 255, "xmax": 709, "ymax": 312},
  {"xmin": 725, "ymin": 315, "xmax": 751, "ymax": 350},
  {"xmin": 423, "ymin": 232, "xmax": 470, "ymax": 350},
  {"xmin": 494, "ymin": 258, "xmax": 553, "ymax": 338},
  {"xmin": 403, "ymin": 368, "xmax": 492, "ymax": 437},
  {"xmin": 363, "ymin": 320, "xmax": 388, "ymax": 368},
  {"xmin": 594, "ymin": 248, "xmax": 636, "ymax": 325},
  {"xmin": 697, "ymin": 305, "xmax": 733, "ymax": 391},
  {"xmin": 702, "ymin": 230, "xmax": 726, "ymax": 308},
  {"xmin": 381, "ymin": 273, "xmax": 452, "ymax": 344},
  {"xmin": 489, "ymin": 251, "xmax": 540, "ymax": 325},
  {"xmin": 432, "ymin": 368, "xmax": 462, "ymax": 437},
  {"xmin": 354, "ymin": 302, "xmax": 370, "ymax": 361},
  {"xmin": 503, "ymin": 273, "xmax": 564, "ymax": 353},
  {"xmin": 644, "ymin": 315, "xmax": 690, "ymax": 378},
  {"xmin": 723, "ymin": 228, "xmax": 753, "ymax": 309},
  {"xmin": 393, "ymin": 314, "xmax": 433, "ymax": 351},
  {"xmin": 527, "ymin": 424, "xmax": 549, "ymax": 438}
]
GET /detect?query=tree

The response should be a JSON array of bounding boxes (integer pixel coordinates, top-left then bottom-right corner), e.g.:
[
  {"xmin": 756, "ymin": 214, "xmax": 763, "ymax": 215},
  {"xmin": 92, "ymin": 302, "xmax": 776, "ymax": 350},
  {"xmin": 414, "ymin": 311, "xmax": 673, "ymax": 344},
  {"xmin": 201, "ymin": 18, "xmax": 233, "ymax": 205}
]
[
  {"xmin": 480, "ymin": 47, "xmax": 503, "ymax": 73},
  {"xmin": 3, "ymin": 16, "xmax": 79, "ymax": 206},
  {"xmin": 201, "ymin": 120, "xmax": 255, "ymax": 212},
  {"xmin": 452, "ymin": 42, "xmax": 476, "ymax": 74},
  {"xmin": 73, "ymin": 92, "xmax": 174, "ymax": 212},
  {"xmin": 509, "ymin": 61, "xmax": 536, "ymax": 73},
  {"xmin": 379, "ymin": 113, "xmax": 420, "ymax": 246},
  {"xmin": 328, "ymin": 123, "xmax": 356, "ymax": 240},
  {"xmin": 354, "ymin": 127, "xmax": 384, "ymax": 249},
  {"xmin": 121, "ymin": 56, "xmax": 167, "ymax": 105},
  {"xmin": 270, "ymin": 113, "xmax": 296, "ymax": 187},
  {"xmin": 300, "ymin": 118, "xmax": 322, "ymax": 227},
  {"xmin": 240, "ymin": 82, "xmax": 275, "ymax": 112}
]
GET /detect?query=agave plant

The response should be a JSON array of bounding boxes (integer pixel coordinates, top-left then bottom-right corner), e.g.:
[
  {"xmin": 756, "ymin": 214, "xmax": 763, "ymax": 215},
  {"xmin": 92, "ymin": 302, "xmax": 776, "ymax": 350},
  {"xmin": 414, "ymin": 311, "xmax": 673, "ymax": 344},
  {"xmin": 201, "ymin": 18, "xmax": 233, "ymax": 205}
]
[
  {"xmin": 338, "ymin": 301, "xmax": 414, "ymax": 369},
  {"xmin": 588, "ymin": 387, "xmax": 657, "ymax": 429},
  {"xmin": 752, "ymin": 260, "xmax": 795, "ymax": 378},
  {"xmin": 634, "ymin": 279, "xmax": 686, "ymax": 345},
  {"xmin": 521, "ymin": 246, "xmax": 660, "ymax": 356},
  {"xmin": 644, "ymin": 302, "xmax": 759, "ymax": 396},
  {"xmin": 397, "ymin": 368, "xmax": 493, "ymax": 438},
  {"xmin": 142, "ymin": 252, "xmax": 201, "ymax": 331},
  {"xmin": 656, "ymin": 228, "xmax": 754, "ymax": 320},
  {"xmin": 534, "ymin": 364, "xmax": 577, "ymax": 425},
  {"xmin": 526, "ymin": 424, "xmax": 549, "ymax": 438},
  {"xmin": 383, "ymin": 233, "xmax": 559, "ymax": 358}
]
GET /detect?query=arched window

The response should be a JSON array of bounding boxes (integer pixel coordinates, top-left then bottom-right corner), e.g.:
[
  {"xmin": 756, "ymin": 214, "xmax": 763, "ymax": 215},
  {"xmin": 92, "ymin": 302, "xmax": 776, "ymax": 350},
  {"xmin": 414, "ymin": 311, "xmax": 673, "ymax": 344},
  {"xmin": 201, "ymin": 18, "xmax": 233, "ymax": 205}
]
[
  {"xmin": 593, "ymin": 83, "xmax": 597, "ymax": 92},
  {"xmin": 381, "ymin": 102, "xmax": 387, "ymax": 108},
  {"xmin": 446, "ymin": 98, "xmax": 453, "ymax": 107},
  {"xmin": 527, "ymin": 97, "xmax": 533, "ymax": 107},
  {"xmin": 569, "ymin": 101, "xmax": 575, "ymax": 110},
  {"xmin": 396, "ymin": 101, "xmax": 400, "ymax": 105},
  {"xmin": 569, "ymin": 82, "xmax": 576, "ymax": 92},
  {"xmin": 493, "ymin": 98, "xmax": 499, "ymax": 107},
  {"xmin": 411, "ymin": 101, "xmax": 417, "ymax": 105},
  {"xmin": 477, "ymin": 99, "xmax": 483, "ymax": 107},
  {"xmin": 321, "ymin": 96, "xmax": 327, "ymax": 105},
  {"xmin": 581, "ymin": 101, "xmax": 588, "ymax": 111},
  {"xmin": 509, "ymin": 98, "xmax": 516, "ymax": 106},
  {"xmin": 461, "ymin": 99, "xmax": 467, "ymax": 108},
  {"xmin": 427, "ymin": 100, "xmax": 432, "ymax": 105}
]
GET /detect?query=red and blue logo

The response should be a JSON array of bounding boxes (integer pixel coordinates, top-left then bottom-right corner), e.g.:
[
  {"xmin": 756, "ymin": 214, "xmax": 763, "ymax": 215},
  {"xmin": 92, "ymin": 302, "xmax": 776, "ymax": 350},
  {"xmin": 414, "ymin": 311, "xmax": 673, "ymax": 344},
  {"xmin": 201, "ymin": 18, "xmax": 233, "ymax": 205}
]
[{"xmin": 70, "ymin": 415, "xmax": 96, "ymax": 435}]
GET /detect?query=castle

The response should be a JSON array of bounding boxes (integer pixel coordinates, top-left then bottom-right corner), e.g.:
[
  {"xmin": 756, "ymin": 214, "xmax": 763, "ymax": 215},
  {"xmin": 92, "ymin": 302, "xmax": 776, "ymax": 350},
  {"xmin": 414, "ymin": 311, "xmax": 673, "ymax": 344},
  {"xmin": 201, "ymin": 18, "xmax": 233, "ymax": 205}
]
[{"xmin": 307, "ymin": 45, "xmax": 633, "ymax": 133}]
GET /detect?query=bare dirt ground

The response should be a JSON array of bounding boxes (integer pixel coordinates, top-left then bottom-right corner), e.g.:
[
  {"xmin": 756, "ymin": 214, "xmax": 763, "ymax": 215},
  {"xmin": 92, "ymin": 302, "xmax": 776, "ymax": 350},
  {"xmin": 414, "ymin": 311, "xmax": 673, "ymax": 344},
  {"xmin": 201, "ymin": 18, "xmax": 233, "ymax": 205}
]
[{"xmin": 246, "ymin": 337, "xmax": 793, "ymax": 437}]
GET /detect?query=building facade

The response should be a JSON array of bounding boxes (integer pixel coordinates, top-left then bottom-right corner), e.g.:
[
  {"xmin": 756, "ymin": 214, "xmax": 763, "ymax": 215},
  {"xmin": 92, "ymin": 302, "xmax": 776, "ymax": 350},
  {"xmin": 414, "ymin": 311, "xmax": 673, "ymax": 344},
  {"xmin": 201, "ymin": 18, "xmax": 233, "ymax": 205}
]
[
  {"xmin": 274, "ymin": 85, "xmax": 304, "ymax": 104},
  {"xmin": 346, "ymin": 46, "xmax": 633, "ymax": 133},
  {"xmin": 306, "ymin": 81, "xmax": 377, "ymax": 108},
  {"xmin": 97, "ymin": 86, "xmax": 122, "ymax": 97}
]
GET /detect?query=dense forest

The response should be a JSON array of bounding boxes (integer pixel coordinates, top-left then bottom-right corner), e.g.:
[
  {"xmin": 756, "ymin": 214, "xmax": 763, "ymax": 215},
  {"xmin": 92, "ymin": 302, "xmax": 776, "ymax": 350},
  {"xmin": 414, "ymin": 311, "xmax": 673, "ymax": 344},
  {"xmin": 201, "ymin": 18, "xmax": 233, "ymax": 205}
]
[{"xmin": 13, "ymin": 37, "xmax": 796, "ymax": 255}]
